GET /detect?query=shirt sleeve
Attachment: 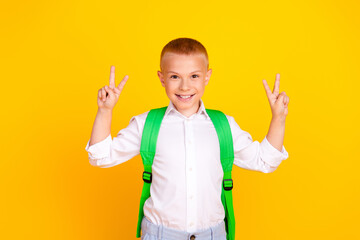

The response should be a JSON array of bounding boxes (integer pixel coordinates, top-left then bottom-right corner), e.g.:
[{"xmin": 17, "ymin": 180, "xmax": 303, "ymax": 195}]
[
  {"xmin": 226, "ymin": 115, "xmax": 289, "ymax": 173},
  {"xmin": 84, "ymin": 112, "xmax": 148, "ymax": 168}
]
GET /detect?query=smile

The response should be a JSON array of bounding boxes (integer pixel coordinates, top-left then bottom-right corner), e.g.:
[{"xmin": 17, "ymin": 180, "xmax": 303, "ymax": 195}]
[{"xmin": 175, "ymin": 94, "xmax": 195, "ymax": 102}]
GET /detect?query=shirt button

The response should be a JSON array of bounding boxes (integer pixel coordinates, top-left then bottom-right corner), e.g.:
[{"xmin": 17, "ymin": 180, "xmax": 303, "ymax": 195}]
[
  {"xmin": 189, "ymin": 195, "xmax": 193, "ymax": 199},
  {"xmin": 189, "ymin": 167, "xmax": 192, "ymax": 172},
  {"xmin": 189, "ymin": 222, "xmax": 194, "ymax": 227}
]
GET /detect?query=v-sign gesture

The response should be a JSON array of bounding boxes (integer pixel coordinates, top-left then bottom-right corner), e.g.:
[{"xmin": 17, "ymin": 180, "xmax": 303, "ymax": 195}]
[
  {"xmin": 262, "ymin": 73, "xmax": 289, "ymax": 121},
  {"xmin": 98, "ymin": 65, "xmax": 129, "ymax": 111}
]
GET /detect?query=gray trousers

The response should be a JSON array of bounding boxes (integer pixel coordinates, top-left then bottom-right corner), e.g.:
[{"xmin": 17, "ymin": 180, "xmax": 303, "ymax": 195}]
[{"xmin": 140, "ymin": 216, "xmax": 227, "ymax": 240}]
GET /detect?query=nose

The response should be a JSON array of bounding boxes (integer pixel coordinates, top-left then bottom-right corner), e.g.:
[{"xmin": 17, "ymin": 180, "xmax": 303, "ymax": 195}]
[{"xmin": 179, "ymin": 78, "xmax": 190, "ymax": 91}]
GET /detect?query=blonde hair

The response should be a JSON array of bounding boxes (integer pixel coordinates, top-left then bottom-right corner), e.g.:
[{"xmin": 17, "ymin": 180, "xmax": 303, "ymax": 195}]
[{"xmin": 160, "ymin": 38, "xmax": 209, "ymax": 69}]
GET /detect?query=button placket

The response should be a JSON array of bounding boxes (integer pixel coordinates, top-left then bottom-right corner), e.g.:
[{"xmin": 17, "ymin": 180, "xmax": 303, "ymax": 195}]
[{"xmin": 185, "ymin": 118, "xmax": 197, "ymax": 232}]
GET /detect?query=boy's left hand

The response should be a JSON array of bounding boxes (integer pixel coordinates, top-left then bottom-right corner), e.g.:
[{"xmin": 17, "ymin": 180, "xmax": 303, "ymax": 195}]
[{"xmin": 262, "ymin": 73, "xmax": 289, "ymax": 121}]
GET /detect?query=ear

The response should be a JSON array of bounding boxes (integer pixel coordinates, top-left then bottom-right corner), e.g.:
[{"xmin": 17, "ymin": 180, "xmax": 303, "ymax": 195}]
[
  {"xmin": 204, "ymin": 68, "xmax": 212, "ymax": 86},
  {"xmin": 157, "ymin": 70, "xmax": 165, "ymax": 87}
]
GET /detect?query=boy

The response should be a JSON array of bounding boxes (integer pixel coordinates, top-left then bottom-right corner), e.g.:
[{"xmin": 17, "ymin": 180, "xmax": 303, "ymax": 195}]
[{"xmin": 85, "ymin": 38, "xmax": 289, "ymax": 240}]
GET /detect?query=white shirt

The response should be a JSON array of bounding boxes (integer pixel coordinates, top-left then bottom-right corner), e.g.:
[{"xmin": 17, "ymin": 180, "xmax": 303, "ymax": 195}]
[{"xmin": 85, "ymin": 99, "xmax": 289, "ymax": 232}]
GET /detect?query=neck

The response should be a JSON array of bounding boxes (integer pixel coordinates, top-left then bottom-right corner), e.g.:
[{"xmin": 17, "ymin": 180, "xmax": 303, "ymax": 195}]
[{"xmin": 173, "ymin": 101, "xmax": 201, "ymax": 118}]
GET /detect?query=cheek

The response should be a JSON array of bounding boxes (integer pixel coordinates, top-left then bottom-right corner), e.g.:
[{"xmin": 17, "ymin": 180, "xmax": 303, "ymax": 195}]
[
  {"xmin": 195, "ymin": 81, "xmax": 206, "ymax": 91},
  {"xmin": 165, "ymin": 82, "xmax": 177, "ymax": 93},
  {"xmin": 166, "ymin": 82, "xmax": 178, "ymax": 91}
]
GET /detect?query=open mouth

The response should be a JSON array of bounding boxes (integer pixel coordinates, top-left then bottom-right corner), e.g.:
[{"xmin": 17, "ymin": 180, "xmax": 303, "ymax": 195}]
[{"xmin": 175, "ymin": 94, "xmax": 195, "ymax": 102}]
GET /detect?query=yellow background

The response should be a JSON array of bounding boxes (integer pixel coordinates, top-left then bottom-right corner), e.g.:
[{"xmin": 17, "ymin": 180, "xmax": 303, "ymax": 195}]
[{"xmin": 1, "ymin": 0, "xmax": 359, "ymax": 239}]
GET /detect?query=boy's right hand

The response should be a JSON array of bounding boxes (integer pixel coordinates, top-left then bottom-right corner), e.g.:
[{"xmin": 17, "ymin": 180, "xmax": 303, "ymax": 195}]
[{"xmin": 97, "ymin": 65, "xmax": 129, "ymax": 111}]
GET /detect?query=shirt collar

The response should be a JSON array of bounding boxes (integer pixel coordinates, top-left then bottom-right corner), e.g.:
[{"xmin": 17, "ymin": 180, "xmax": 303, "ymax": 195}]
[{"xmin": 164, "ymin": 99, "xmax": 210, "ymax": 120}]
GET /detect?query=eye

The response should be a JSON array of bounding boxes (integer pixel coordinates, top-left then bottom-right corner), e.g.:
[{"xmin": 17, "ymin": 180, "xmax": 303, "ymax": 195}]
[
  {"xmin": 191, "ymin": 74, "xmax": 199, "ymax": 78},
  {"xmin": 170, "ymin": 75, "xmax": 179, "ymax": 79}
]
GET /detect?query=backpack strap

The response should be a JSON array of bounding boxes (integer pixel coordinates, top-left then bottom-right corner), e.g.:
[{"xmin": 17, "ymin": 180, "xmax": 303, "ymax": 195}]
[
  {"xmin": 206, "ymin": 109, "xmax": 236, "ymax": 240},
  {"xmin": 136, "ymin": 106, "xmax": 167, "ymax": 238}
]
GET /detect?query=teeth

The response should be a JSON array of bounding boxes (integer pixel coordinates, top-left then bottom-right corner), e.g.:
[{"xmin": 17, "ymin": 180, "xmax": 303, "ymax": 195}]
[{"xmin": 179, "ymin": 95, "xmax": 191, "ymax": 99}]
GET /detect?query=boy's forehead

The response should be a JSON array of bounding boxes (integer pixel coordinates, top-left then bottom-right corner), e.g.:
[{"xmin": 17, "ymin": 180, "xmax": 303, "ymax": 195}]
[{"xmin": 161, "ymin": 52, "xmax": 208, "ymax": 71}]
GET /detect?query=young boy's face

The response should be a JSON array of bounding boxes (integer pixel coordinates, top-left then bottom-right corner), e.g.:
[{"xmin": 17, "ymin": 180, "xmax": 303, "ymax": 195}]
[{"xmin": 157, "ymin": 52, "xmax": 212, "ymax": 117}]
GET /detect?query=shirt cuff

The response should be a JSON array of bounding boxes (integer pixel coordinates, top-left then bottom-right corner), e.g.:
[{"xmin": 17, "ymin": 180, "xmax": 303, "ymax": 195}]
[
  {"xmin": 260, "ymin": 135, "xmax": 289, "ymax": 167},
  {"xmin": 84, "ymin": 134, "xmax": 112, "ymax": 160}
]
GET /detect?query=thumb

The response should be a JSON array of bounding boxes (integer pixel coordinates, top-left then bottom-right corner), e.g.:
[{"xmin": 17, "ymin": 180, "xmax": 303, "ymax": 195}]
[
  {"xmin": 276, "ymin": 93, "xmax": 285, "ymax": 105},
  {"xmin": 105, "ymin": 85, "xmax": 115, "ymax": 99}
]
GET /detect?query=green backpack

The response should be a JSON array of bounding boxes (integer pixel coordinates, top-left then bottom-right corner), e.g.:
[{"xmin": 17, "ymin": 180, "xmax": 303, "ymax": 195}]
[{"xmin": 136, "ymin": 106, "xmax": 236, "ymax": 240}]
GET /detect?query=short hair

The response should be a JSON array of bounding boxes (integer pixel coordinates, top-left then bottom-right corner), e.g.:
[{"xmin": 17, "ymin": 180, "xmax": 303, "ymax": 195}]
[{"xmin": 160, "ymin": 37, "xmax": 209, "ymax": 70}]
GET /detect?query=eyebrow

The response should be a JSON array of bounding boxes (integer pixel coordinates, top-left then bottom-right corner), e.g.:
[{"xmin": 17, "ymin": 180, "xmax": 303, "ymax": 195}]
[{"xmin": 167, "ymin": 70, "xmax": 202, "ymax": 74}]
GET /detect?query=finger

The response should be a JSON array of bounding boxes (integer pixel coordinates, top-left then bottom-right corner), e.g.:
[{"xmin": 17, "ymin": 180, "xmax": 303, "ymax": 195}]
[
  {"xmin": 102, "ymin": 87, "xmax": 106, "ymax": 101},
  {"xmin": 262, "ymin": 79, "xmax": 272, "ymax": 97},
  {"xmin": 279, "ymin": 92, "xmax": 286, "ymax": 104},
  {"xmin": 277, "ymin": 93, "xmax": 285, "ymax": 105},
  {"xmin": 114, "ymin": 87, "xmax": 121, "ymax": 95},
  {"xmin": 98, "ymin": 89, "xmax": 102, "ymax": 99},
  {"xmin": 273, "ymin": 73, "xmax": 280, "ymax": 95},
  {"xmin": 105, "ymin": 85, "xmax": 115, "ymax": 99},
  {"xmin": 117, "ymin": 75, "xmax": 129, "ymax": 91},
  {"xmin": 285, "ymin": 96, "xmax": 289, "ymax": 107},
  {"xmin": 109, "ymin": 65, "xmax": 115, "ymax": 89}
]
